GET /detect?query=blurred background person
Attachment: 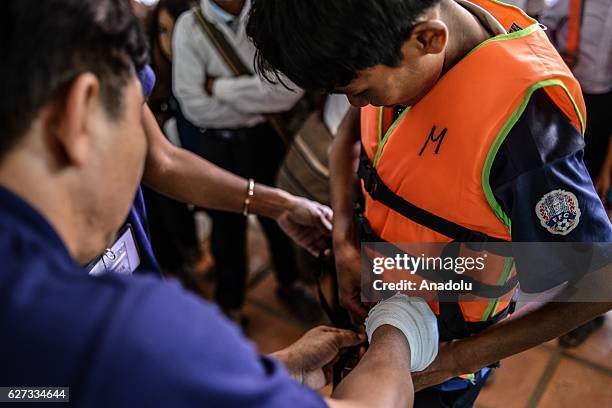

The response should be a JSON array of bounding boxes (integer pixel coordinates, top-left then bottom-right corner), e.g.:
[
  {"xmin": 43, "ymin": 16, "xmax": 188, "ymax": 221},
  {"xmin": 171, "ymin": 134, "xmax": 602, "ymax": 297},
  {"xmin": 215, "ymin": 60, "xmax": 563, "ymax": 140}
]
[
  {"xmin": 541, "ymin": 0, "xmax": 612, "ymax": 347},
  {"xmin": 173, "ymin": 0, "xmax": 321, "ymax": 326},
  {"xmin": 147, "ymin": 0, "xmax": 194, "ymax": 126},
  {"xmin": 542, "ymin": 0, "xmax": 612, "ymax": 195},
  {"xmin": 141, "ymin": 0, "xmax": 202, "ymax": 290},
  {"xmin": 130, "ymin": 0, "xmax": 152, "ymax": 19},
  {"xmin": 502, "ymin": 0, "xmax": 549, "ymax": 18}
]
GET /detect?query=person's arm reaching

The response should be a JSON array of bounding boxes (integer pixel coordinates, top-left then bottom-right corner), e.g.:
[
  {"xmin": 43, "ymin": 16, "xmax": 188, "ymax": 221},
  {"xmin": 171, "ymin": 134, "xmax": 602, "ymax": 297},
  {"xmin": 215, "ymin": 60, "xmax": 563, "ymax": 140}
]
[
  {"xmin": 330, "ymin": 107, "xmax": 369, "ymax": 320},
  {"xmin": 412, "ymin": 301, "xmax": 612, "ymax": 391},
  {"xmin": 98, "ymin": 277, "xmax": 415, "ymax": 407},
  {"xmin": 271, "ymin": 327, "xmax": 365, "ymax": 390},
  {"xmin": 141, "ymin": 105, "xmax": 331, "ymax": 255}
]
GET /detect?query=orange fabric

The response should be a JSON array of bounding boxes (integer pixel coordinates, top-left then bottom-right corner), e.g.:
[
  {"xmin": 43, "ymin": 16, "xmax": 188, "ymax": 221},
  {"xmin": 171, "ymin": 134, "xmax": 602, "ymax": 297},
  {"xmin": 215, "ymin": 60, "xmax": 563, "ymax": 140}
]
[
  {"xmin": 469, "ymin": 0, "xmax": 535, "ymax": 31},
  {"xmin": 563, "ymin": 0, "xmax": 583, "ymax": 67},
  {"xmin": 359, "ymin": 0, "xmax": 586, "ymax": 323}
]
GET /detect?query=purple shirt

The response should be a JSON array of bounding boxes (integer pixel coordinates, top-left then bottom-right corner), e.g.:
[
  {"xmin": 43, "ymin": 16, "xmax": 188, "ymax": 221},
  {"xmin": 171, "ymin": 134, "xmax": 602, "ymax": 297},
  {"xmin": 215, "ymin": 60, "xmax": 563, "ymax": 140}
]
[{"xmin": 0, "ymin": 186, "xmax": 326, "ymax": 407}]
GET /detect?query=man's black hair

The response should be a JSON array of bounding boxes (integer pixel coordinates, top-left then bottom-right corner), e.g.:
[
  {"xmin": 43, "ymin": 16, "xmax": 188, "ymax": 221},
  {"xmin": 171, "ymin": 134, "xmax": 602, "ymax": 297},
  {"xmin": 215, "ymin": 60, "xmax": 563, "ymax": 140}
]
[
  {"xmin": 246, "ymin": 0, "xmax": 440, "ymax": 91},
  {"xmin": 0, "ymin": 0, "xmax": 149, "ymax": 158}
]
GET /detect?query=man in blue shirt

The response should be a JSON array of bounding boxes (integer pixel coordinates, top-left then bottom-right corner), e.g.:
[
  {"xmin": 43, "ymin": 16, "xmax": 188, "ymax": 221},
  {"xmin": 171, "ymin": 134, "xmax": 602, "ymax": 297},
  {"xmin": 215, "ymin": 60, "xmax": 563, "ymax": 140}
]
[{"xmin": 0, "ymin": 1, "xmax": 418, "ymax": 407}]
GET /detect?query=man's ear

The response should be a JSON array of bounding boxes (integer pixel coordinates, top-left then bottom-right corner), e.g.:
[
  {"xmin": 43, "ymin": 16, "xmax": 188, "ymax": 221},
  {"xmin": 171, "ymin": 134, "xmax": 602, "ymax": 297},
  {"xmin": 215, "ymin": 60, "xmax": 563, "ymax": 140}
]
[
  {"xmin": 409, "ymin": 20, "xmax": 448, "ymax": 56},
  {"xmin": 46, "ymin": 73, "xmax": 101, "ymax": 167}
]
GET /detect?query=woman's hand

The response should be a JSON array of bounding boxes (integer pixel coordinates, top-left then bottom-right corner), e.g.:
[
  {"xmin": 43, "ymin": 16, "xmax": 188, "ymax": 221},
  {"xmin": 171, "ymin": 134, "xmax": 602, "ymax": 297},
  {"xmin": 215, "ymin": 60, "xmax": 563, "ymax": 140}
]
[{"xmin": 276, "ymin": 196, "xmax": 333, "ymax": 256}]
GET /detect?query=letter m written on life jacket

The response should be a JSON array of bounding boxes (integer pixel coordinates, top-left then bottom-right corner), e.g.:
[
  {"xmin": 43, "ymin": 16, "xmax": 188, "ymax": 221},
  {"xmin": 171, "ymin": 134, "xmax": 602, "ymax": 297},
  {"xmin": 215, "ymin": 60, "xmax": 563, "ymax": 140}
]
[{"xmin": 419, "ymin": 125, "xmax": 448, "ymax": 156}]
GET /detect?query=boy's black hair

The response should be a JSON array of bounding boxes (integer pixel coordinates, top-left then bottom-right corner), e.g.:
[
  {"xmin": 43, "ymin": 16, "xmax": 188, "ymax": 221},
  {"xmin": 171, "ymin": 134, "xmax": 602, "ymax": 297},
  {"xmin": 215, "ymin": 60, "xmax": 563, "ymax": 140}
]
[
  {"xmin": 246, "ymin": 0, "xmax": 440, "ymax": 91},
  {"xmin": 0, "ymin": 0, "xmax": 149, "ymax": 158}
]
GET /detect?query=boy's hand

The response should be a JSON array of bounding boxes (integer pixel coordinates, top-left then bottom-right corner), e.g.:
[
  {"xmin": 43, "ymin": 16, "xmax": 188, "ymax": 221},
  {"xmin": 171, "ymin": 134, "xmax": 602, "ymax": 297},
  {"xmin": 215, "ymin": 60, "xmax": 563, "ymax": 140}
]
[
  {"xmin": 335, "ymin": 241, "xmax": 369, "ymax": 322},
  {"xmin": 272, "ymin": 326, "xmax": 365, "ymax": 390}
]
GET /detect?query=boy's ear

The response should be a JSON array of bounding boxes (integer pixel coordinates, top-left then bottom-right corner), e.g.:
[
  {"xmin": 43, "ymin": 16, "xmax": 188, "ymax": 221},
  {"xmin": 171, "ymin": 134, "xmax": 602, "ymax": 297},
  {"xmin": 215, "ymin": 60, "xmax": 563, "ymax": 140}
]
[
  {"xmin": 410, "ymin": 20, "xmax": 448, "ymax": 55},
  {"xmin": 45, "ymin": 73, "xmax": 101, "ymax": 167}
]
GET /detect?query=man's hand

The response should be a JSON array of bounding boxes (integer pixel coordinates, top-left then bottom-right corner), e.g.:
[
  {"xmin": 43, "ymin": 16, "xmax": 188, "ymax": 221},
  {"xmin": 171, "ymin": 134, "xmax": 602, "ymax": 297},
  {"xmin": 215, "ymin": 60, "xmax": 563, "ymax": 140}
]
[
  {"xmin": 272, "ymin": 326, "xmax": 365, "ymax": 389},
  {"xmin": 335, "ymin": 241, "xmax": 369, "ymax": 322},
  {"xmin": 276, "ymin": 196, "xmax": 333, "ymax": 256}
]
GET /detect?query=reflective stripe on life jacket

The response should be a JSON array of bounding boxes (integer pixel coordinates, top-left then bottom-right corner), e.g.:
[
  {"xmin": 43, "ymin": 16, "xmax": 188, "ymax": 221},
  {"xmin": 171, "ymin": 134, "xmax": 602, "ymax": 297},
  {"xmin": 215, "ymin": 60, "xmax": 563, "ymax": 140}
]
[{"xmin": 358, "ymin": 0, "xmax": 586, "ymax": 339}]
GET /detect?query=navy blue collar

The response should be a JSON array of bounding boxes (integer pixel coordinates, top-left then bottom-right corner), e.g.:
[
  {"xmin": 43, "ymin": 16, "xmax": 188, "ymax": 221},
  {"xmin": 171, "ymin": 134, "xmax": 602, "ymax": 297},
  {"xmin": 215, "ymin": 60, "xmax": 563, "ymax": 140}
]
[{"xmin": 0, "ymin": 185, "xmax": 73, "ymax": 263}]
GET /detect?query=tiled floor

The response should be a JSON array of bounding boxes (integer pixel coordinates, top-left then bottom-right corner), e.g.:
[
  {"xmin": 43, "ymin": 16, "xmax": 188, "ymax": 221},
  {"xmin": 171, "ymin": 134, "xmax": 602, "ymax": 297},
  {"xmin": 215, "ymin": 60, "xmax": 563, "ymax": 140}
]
[
  {"xmin": 192, "ymin": 218, "xmax": 612, "ymax": 407},
  {"xmin": 476, "ymin": 320, "xmax": 612, "ymax": 408}
]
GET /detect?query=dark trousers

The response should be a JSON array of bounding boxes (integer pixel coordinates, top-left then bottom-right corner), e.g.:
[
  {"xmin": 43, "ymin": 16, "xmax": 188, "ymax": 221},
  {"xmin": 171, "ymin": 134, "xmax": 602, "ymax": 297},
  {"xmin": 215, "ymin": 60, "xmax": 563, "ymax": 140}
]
[
  {"xmin": 197, "ymin": 123, "xmax": 297, "ymax": 310},
  {"xmin": 142, "ymin": 186, "xmax": 199, "ymax": 271},
  {"xmin": 583, "ymin": 90, "xmax": 612, "ymax": 179}
]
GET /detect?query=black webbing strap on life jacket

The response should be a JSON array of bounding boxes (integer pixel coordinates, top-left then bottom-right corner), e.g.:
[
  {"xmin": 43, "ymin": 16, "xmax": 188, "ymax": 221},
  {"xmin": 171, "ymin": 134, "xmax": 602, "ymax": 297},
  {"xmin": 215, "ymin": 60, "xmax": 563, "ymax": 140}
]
[
  {"xmin": 355, "ymin": 220, "xmax": 516, "ymax": 339},
  {"xmin": 355, "ymin": 212, "xmax": 518, "ymax": 299},
  {"xmin": 438, "ymin": 301, "xmax": 512, "ymax": 341},
  {"xmin": 355, "ymin": 150, "xmax": 518, "ymax": 339},
  {"xmin": 436, "ymin": 242, "xmax": 511, "ymax": 341},
  {"xmin": 357, "ymin": 152, "xmax": 508, "ymax": 247}
]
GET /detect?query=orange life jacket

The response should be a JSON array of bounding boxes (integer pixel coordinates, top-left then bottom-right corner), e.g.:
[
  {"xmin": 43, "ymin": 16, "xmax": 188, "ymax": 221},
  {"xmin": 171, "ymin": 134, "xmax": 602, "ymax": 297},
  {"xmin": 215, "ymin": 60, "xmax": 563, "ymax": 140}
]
[{"xmin": 358, "ymin": 0, "xmax": 586, "ymax": 340}]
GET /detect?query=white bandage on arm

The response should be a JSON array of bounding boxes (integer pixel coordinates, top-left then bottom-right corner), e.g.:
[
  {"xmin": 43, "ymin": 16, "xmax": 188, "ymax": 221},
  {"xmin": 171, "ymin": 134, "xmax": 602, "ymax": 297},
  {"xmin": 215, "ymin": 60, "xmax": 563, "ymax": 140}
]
[{"xmin": 364, "ymin": 294, "xmax": 439, "ymax": 372}]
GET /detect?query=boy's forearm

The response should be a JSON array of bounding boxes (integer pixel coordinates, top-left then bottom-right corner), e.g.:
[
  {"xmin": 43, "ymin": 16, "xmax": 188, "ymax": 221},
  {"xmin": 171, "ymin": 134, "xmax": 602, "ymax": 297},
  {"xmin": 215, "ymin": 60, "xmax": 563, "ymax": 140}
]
[
  {"xmin": 331, "ymin": 325, "xmax": 414, "ymax": 408},
  {"xmin": 330, "ymin": 107, "xmax": 361, "ymax": 246},
  {"xmin": 452, "ymin": 302, "xmax": 612, "ymax": 375}
]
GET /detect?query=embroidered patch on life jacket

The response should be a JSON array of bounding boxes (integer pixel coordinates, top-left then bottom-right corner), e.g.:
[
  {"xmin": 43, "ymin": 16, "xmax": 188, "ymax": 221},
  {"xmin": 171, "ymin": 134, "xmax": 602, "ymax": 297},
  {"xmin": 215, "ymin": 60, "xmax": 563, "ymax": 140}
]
[
  {"xmin": 509, "ymin": 23, "xmax": 523, "ymax": 33},
  {"xmin": 535, "ymin": 190, "xmax": 581, "ymax": 236}
]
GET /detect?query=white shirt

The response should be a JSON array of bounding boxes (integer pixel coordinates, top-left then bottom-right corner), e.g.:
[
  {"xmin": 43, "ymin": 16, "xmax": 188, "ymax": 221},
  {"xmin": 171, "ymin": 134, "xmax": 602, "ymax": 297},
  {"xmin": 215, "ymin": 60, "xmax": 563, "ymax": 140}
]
[
  {"xmin": 503, "ymin": 0, "xmax": 550, "ymax": 16},
  {"xmin": 323, "ymin": 95, "xmax": 350, "ymax": 136},
  {"xmin": 172, "ymin": 0, "xmax": 303, "ymax": 129},
  {"xmin": 541, "ymin": 0, "xmax": 612, "ymax": 94}
]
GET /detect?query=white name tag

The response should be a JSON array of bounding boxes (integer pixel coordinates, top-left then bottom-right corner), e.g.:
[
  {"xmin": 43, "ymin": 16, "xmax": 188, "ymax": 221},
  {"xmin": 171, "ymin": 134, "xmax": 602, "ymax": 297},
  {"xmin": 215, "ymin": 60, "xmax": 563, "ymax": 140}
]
[{"xmin": 87, "ymin": 225, "xmax": 141, "ymax": 276}]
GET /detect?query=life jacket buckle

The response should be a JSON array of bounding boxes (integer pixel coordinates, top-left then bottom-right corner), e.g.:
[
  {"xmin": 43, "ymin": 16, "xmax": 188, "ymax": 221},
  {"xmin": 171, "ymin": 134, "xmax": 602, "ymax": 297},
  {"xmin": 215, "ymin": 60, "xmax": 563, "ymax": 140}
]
[
  {"xmin": 356, "ymin": 211, "xmax": 374, "ymax": 239},
  {"xmin": 464, "ymin": 231, "xmax": 490, "ymax": 252},
  {"xmin": 360, "ymin": 165, "xmax": 381, "ymax": 200}
]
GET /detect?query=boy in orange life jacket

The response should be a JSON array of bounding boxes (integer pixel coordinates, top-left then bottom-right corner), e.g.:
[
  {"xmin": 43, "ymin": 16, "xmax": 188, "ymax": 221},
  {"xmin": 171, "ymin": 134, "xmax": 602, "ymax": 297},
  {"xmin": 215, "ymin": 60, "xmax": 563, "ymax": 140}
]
[{"xmin": 247, "ymin": 0, "xmax": 612, "ymax": 406}]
